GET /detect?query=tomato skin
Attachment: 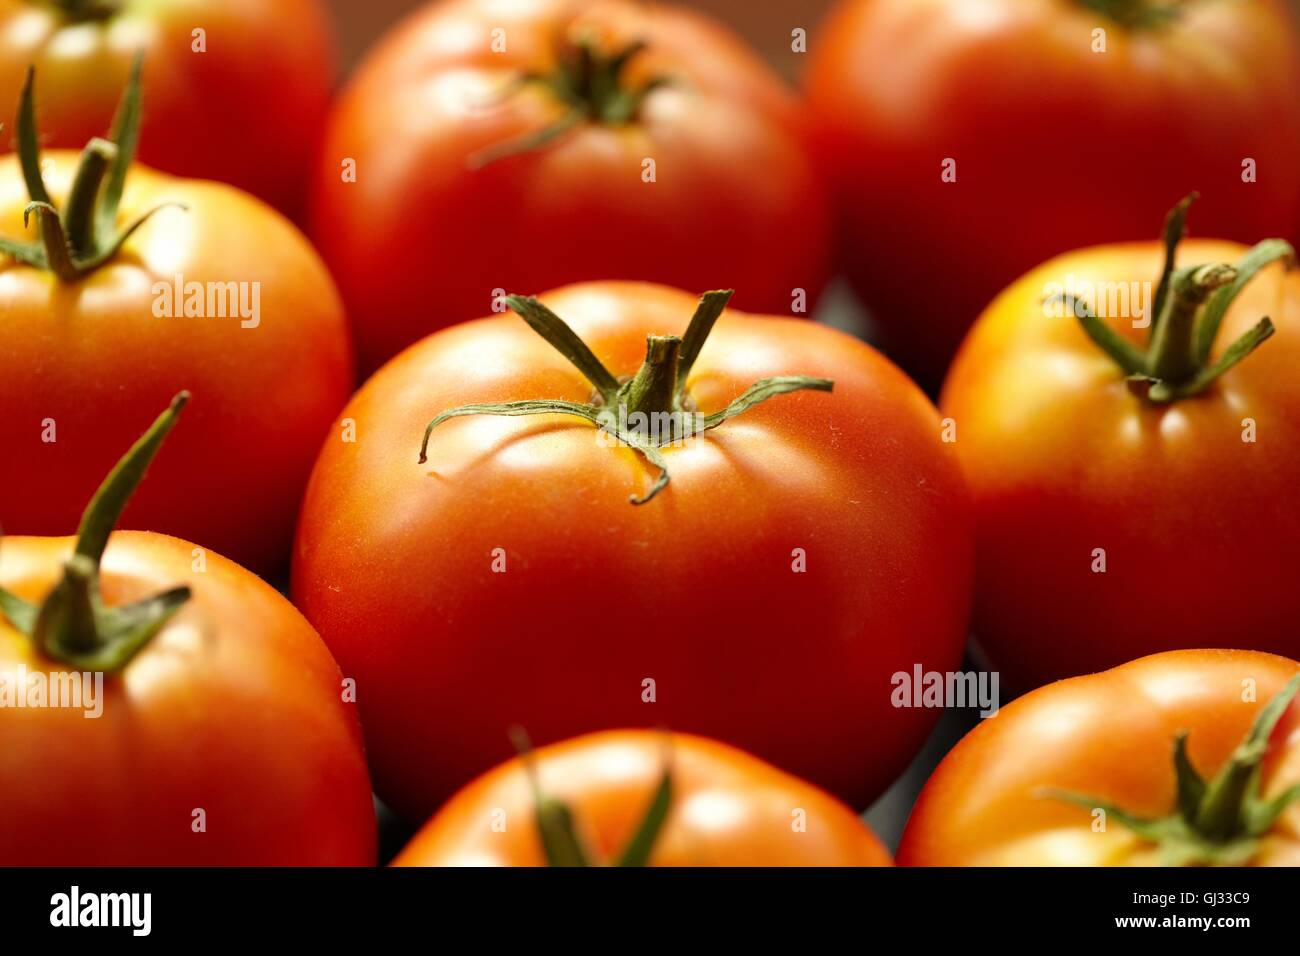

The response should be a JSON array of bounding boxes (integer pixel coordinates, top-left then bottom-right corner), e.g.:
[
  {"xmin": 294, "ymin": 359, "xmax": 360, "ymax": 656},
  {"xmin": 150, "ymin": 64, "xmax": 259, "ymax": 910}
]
[
  {"xmin": 805, "ymin": 0, "xmax": 1300, "ymax": 384},
  {"xmin": 311, "ymin": 0, "xmax": 830, "ymax": 373},
  {"xmin": 292, "ymin": 281, "xmax": 972, "ymax": 820},
  {"xmin": 897, "ymin": 650, "xmax": 1300, "ymax": 866},
  {"xmin": 0, "ymin": 531, "xmax": 376, "ymax": 866},
  {"xmin": 394, "ymin": 730, "xmax": 892, "ymax": 866},
  {"xmin": 941, "ymin": 239, "xmax": 1300, "ymax": 690},
  {"xmin": 0, "ymin": 0, "xmax": 335, "ymax": 218},
  {"xmin": 0, "ymin": 154, "xmax": 353, "ymax": 577}
]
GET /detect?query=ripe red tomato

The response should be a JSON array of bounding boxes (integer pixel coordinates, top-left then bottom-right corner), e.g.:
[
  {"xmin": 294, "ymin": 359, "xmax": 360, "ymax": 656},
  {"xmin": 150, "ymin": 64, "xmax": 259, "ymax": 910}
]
[
  {"xmin": 805, "ymin": 0, "xmax": 1300, "ymax": 385},
  {"xmin": 311, "ymin": 0, "xmax": 830, "ymax": 373},
  {"xmin": 0, "ymin": 396, "xmax": 376, "ymax": 865},
  {"xmin": 293, "ymin": 281, "xmax": 972, "ymax": 821},
  {"xmin": 0, "ymin": 0, "xmax": 335, "ymax": 217},
  {"xmin": 394, "ymin": 730, "xmax": 892, "ymax": 866},
  {"xmin": 0, "ymin": 71, "xmax": 352, "ymax": 576},
  {"xmin": 898, "ymin": 650, "xmax": 1300, "ymax": 866},
  {"xmin": 941, "ymin": 206, "xmax": 1300, "ymax": 689}
]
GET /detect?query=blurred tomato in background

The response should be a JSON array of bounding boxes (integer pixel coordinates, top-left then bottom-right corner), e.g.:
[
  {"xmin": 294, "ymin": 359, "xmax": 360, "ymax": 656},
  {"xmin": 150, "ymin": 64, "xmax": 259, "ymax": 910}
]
[
  {"xmin": 329, "ymin": 0, "xmax": 1300, "ymax": 387},
  {"xmin": 313, "ymin": 0, "xmax": 830, "ymax": 374},
  {"xmin": 805, "ymin": 0, "xmax": 1300, "ymax": 386},
  {"xmin": 0, "ymin": 0, "xmax": 336, "ymax": 218}
]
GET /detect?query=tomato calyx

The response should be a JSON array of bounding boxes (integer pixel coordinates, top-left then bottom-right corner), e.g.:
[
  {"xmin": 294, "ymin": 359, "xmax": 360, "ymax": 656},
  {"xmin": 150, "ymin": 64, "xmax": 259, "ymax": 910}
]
[
  {"xmin": 510, "ymin": 728, "xmax": 674, "ymax": 867},
  {"xmin": 1053, "ymin": 194, "xmax": 1294, "ymax": 404},
  {"xmin": 469, "ymin": 31, "xmax": 670, "ymax": 169},
  {"xmin": 0, "ymin": 58, "xmax": 185, "ymax": 281},
  {"xmin": 0, "ymin": 393, "xmax": 193, "ymax": 672},
  {"xmin": 40, "ymin": 0, "xmax": 120, "ymax": 22},
  {"xmin": 1073, "ymin": 0, "xmax": 1182, "ymax": 29},
  {"xmin": 417, "ymin": 289, "xmax": 834, "ymax": 504},
  {"xmin": 1043, "ymin": 673, "xmax": 1300, "ymax": 865}
]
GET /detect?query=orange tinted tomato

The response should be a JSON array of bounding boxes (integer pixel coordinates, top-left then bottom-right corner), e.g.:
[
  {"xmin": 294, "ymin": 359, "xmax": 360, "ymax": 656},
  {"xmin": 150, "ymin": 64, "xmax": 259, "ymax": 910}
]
[
  {"xmin": 394, "ymin": 731, "xmax": 892, "ymax": 866},
  {"xmin": 0, "ymin": 152, "xmax": 353, "ymax": 576},
  {"xmin": 941, "ymin": 236, "xmax": 1300, "ymax": 689},
  {"xmin": 0, "ymin": 531, "xmax": 376, "ymax": 865},
  {"xmin": 898, "ymin": 650, "xmax": 1300, "ymax": 866}
]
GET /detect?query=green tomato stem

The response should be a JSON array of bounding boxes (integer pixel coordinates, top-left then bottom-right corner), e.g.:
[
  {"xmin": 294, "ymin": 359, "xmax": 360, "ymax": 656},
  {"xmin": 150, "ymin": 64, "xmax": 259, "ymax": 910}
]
[
  {"xmin": 1149, "ymin": 192, "xmax": 1197, "ymax": 337},
  {"xmin": 74, "ymin": 393, "xmax": 188, "ymax": 565},
  {"xmin": 1073, "ymin": 0, "xmax": 1182, "ymax": 28},
  {"xmin": 620, "ymin": 335, "xmax": 681, "ymax": 418},
  {"xmin": 0, "ymin": 394, "xmax": 194, "ymax": 673},
  {"xmin": 63, "ymin": 138, "xmax": 118, "ymax": 258},
  {"xmin": 1, "ymin": 55, "xmax": 178, "ymax": 282},
  {"xmin": 418, "ymin": 290, "xmax": 833, "ymax": 504},
  {"xmin": 469, "ymin": 33, "xmax": 670, "ymax": 168},
  {"xmin": 23, "ymin": 202, "xmax": 77, "ymax": 280},
  {"xmin": 34, "ymin": 556, "xmax": 101, "ymax": 658},
  {"xmin": 1070, "ymin": 196, "xmax": 1292, "ymax": 404},
  {"xmin": 508, "ymin": 727, "xmax": 676, "ymax": 867},
  {"xmin": 45, "ymin": 0, "xmax": 120, "ymax": 21},
  {"xmin": 1146, "ymin": 262, "xmax": 1237, "ymax": 384},
  {"xmin": 1044, "ymin": 673, "xmax": 1300, "ymax": 864},
  {"xmin": 16, "ymin": 68, "xmax": 52, "ymax": 207},
  {"xmin": 502, "ymin": 294, "xmax": 621, "ymax": 400}
]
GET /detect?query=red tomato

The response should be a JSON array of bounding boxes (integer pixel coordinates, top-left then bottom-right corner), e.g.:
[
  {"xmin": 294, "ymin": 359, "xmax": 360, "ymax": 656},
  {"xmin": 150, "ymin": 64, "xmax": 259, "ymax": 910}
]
[
  {"xmin": 805, "ymin": 0, "xmax": 1300, "ymax": 385},
  {"xmin": 941, "ymin": 206, "xmax": 1300, "ymax": 689},
  {"xmin": 898, "ymin": 650, "xmax": 1300, "ymax": 866},
  {"xmin": 0, "ymin": 0, "xmax": 335, "ymax": 217},
  {"xmin": 0, "ymin": 397, "xmax": 376, "ymax": 865},
  {"xmin": 293, "ymin": 281, "xmax": 972, "ymax": 820},
  {"xmin": 311, "ymin": 0, "xmax": 830, "ymax": 373},
  {"xmin": 0, "ymin": 71, "xmax": 353, "ymax": 576},
  {"xmin": 394, "ymin": 730, "xmax": 892, "ymax": 866}
]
